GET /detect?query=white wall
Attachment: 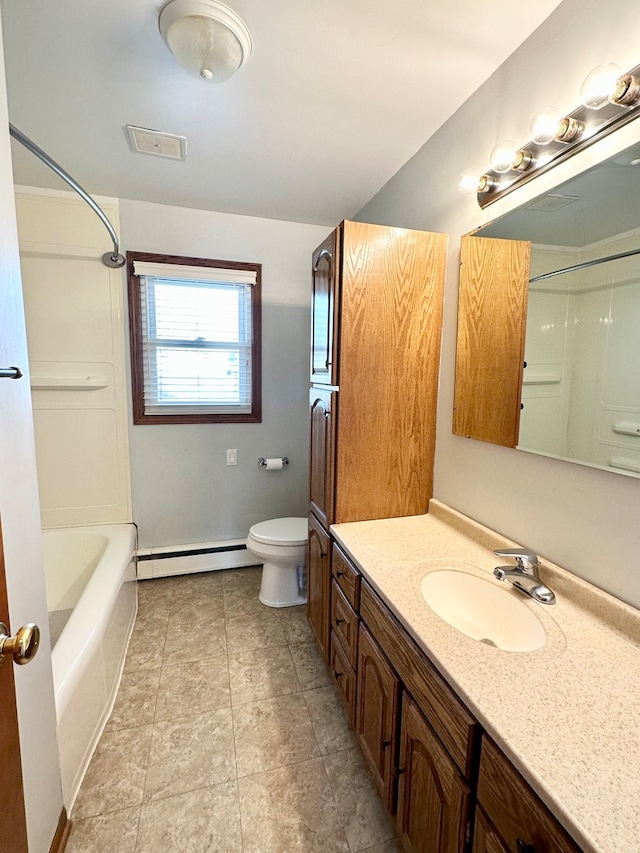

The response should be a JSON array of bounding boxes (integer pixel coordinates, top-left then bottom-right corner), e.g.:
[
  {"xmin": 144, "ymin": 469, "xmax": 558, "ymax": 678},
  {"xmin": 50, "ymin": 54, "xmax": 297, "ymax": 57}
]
[
  {"xmin": 357, "ymin": 0, "xmax": 640, "ymax": 609},
  {"xmin": 120, "ymin": 200, "xmax": 328, "ymax": 549}
]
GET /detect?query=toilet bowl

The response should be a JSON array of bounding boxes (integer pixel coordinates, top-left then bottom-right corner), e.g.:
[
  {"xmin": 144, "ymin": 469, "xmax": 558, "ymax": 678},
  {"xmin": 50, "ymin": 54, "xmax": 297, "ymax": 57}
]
[{"xmin": 246, "ymin": 517, "xmax": 308, "ymax": 607}]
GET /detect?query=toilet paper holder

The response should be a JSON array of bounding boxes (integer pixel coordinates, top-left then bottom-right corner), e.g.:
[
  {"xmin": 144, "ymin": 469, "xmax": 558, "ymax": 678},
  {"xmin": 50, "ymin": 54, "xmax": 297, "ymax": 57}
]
[{"xmin": 258, "ymin": 456, "xmax": 289, "ymax": 467}]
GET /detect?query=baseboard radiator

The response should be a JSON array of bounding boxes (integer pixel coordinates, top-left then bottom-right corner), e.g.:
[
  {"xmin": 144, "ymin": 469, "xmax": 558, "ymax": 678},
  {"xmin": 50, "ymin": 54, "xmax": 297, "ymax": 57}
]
[{"xmin": 136, "ymin": 539, "xmax": 259, "ymax": 579}]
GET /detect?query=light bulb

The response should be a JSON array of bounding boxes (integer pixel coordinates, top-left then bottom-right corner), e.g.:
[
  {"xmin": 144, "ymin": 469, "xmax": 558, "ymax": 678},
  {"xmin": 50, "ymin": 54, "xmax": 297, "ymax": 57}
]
[
  {"xmin": 530, "ymin": 107, "xmax": 562, "ymax": 145},
  {"xmin": 489, "ymin": 140, "xmax": 518, "ymax": 174},
  {"xmin": 580, "ymin": 63, "xmax": 622, "ymax": 110},
  {"xmin": 457, "ymin": 169, "xmax": 481, "ymax": 196}
]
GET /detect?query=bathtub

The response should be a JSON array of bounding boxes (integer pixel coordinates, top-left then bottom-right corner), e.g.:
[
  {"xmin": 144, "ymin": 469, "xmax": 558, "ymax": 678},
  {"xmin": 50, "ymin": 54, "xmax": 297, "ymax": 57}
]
[{"xmin": 43, "ymin": 524, "xmax": 138, "ymax": 808}]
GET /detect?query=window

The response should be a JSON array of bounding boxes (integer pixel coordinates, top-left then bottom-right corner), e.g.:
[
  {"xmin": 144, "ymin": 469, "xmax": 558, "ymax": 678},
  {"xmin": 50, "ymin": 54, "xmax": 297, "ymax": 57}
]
[{"xmin": 127, "ymin": 251, "xmax": 261, "ymax": 424}]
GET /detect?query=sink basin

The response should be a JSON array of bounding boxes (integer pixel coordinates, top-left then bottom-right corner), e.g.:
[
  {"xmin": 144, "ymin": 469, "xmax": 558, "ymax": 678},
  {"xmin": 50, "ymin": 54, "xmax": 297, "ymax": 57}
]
[{"xmin": 420, "ymin": 570, "xmax": 546, "ymax": 652}]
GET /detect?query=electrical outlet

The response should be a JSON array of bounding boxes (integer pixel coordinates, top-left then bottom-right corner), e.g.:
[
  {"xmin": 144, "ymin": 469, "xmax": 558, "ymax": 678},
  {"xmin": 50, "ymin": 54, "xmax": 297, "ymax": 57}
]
[{"xmin": 226, "ymin": 448, "xmax": 237, "ymax": 466}]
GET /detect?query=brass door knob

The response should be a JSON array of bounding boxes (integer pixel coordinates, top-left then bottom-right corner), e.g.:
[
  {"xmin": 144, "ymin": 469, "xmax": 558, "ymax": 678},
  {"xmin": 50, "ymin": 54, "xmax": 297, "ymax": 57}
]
[{"xmin": 0, "ymin": 621, "xmax": 40, "ymax": 665}]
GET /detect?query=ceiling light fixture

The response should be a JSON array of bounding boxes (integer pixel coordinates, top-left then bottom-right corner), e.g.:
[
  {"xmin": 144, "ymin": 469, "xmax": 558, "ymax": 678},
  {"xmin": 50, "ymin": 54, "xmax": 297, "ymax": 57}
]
[
  {"xmin": 465, "ymin": 58, "xmax": 640, "ymax": 208},
  {"xmin": 159, "ymin": 0, "xmax": 252, "ymax": 83}
]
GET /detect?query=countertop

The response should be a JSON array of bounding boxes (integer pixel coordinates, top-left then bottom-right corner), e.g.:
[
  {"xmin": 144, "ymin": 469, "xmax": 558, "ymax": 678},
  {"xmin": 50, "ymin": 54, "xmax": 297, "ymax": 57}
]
[{"xmin": 331, "ymin": 500, "xmax": 640, "ymax": 853}]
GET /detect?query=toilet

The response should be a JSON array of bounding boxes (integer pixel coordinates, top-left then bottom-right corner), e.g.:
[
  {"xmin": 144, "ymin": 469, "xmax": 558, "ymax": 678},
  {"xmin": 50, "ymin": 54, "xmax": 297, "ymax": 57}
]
[{"xmin": 246, "ymin": 517, "xmax": 308, "ymax": 607}]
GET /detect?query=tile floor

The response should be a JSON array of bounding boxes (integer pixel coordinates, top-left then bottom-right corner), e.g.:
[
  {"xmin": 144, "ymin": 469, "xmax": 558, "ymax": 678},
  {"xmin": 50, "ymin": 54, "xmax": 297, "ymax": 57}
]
[{"xmin": 66, "ymin": 567, "xmax": 402, "ymax": 852}]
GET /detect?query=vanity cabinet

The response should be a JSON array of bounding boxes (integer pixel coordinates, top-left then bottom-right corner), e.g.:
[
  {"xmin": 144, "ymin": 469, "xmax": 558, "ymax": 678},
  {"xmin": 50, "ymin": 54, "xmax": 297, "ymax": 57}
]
[
  {"xmin": 475, "ymin": 736, "xmax": 583, "ymax": 853},
  {"xmin": 320, "ymin": 543, "xmax": 586, "ymax": 853}
]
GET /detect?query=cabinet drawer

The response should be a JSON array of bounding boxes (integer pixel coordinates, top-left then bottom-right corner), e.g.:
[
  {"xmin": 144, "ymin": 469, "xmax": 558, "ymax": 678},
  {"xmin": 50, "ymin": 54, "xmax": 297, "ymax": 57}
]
[
  {"xmin": 331, "ymin": 580, "xmax": 359, "ymax": 668},
  {"xmin": 332, "ymin": 542, "xmax": 361, "ymax": 609},
  {"xmin": 360, "ymin": 581, "xmax": 479, "ymax": 779},
  {"xmin": 477, "ymin": 736, "xmax": 583, "ymax": 853},
  {"xmin": 329, "ymin": 631, "xmax": 357, "ymax": 726}
]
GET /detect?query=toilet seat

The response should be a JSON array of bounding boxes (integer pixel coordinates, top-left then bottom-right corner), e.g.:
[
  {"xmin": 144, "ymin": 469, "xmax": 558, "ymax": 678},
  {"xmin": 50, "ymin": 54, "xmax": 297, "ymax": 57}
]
[{"xmin": 248, "ymin": 517, "xmax": 307, "ymax": 547}]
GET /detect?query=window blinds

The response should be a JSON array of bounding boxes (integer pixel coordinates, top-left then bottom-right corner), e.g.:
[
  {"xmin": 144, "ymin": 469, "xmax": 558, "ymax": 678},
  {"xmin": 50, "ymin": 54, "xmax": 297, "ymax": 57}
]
[{"xmin": 136, "ymin": 270, "xmax": 254, "ymax": 416}]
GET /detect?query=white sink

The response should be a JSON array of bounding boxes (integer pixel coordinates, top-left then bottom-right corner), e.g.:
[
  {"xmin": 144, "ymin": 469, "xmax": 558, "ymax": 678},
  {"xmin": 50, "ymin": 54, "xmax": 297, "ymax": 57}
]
[{"xmin": 420, "ymin": 570, "xmax": 546, "ymax": 652}]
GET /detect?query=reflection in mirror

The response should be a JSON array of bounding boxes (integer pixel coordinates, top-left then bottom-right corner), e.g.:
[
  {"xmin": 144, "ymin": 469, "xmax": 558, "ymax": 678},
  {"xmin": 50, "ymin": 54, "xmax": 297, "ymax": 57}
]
[{"xmin": 455, "ymin": 138, "xmax": 640, "ymax": 478}]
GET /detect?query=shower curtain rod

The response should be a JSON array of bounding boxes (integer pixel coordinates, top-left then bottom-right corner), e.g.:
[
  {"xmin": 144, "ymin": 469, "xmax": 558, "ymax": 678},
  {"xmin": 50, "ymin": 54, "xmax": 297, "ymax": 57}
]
[
  {"xmin": 8, "ymin": 123, "xmax": 125, "ymax": 268},
  {"xmin": 529, "ymin": 246, "xmax": 640, "ymax": 284}
]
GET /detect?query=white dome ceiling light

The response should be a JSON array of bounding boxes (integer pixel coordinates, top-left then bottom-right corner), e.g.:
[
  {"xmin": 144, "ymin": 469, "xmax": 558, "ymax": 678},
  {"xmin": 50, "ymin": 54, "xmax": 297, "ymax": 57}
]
[{"xmin": 159, "ymin": 0, "xmax": 252, "ymax": 83}]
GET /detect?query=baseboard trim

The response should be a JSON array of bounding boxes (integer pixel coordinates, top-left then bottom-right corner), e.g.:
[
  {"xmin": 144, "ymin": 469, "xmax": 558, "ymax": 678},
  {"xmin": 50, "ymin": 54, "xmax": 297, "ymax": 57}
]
[{"xmin": 49, "ymin": 807, "xmax": 71, "ymax": 853}]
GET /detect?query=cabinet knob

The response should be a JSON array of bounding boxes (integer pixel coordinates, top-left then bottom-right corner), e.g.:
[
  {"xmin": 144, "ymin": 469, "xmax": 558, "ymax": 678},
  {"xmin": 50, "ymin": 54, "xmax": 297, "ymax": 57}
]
[
  {"xmin": 516, "ymin": 840, "xmax": 536, "ymax": 853},
  {"xmin": 381, "ymin": 740, "xmax": 391, "ymax": 749},
  {"xmin": 336, "ymin": 570, "xmax": 345, "ymax": 578},
  {"xmin": 335, "ymin": 617, "xmax": 345, "ymax": 626},
  {"xmin": 333, "ymin": 670, "xmax": 343, "ymax": 680}
]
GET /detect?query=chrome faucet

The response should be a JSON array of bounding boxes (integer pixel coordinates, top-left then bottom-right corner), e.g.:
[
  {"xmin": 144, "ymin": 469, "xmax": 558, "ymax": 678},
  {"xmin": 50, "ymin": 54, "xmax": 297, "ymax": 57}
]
[{"xmin": 493, "ymin": 548, "xmax": 556, "ymax": 605}]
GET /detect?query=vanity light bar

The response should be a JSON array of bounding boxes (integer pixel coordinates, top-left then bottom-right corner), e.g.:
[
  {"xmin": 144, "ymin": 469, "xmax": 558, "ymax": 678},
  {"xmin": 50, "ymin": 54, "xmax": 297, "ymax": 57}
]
[{"xmin": 475, "ymin": 60, "xmax": 640, "ymax": 209}]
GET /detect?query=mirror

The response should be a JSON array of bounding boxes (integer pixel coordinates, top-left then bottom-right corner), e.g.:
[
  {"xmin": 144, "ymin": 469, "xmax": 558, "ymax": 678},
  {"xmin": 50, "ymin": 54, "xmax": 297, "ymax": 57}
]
[{"xmin": 454, "ymin": 138, "xmax": 640, "ymax": 478}]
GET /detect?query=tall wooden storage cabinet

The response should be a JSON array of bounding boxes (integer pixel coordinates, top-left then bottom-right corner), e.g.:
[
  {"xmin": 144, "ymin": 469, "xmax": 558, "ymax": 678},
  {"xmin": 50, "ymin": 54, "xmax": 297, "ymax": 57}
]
[{"xmin": 307, "ymin": 220, "xmax": 447, "ymax": 660}]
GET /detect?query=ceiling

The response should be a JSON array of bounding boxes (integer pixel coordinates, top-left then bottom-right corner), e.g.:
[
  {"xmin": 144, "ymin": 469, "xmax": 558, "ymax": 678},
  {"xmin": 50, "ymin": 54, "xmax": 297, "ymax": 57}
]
[{"xmin": 1, "ymin": 0, "xmax": 563, "ymax": 226}]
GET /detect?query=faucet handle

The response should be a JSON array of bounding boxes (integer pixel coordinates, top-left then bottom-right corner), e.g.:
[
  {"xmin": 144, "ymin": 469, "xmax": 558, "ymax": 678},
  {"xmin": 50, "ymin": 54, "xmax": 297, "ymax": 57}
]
[{"xmin": 493, "ymin": 548, "xmax": 539, "ymax": 572}]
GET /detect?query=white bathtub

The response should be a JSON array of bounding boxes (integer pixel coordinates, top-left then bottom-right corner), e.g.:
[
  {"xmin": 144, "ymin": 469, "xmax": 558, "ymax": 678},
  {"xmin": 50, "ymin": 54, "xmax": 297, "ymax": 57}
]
[{"xmin": 43, "ymin": 524, "xmax": 138, "ymax": 808}]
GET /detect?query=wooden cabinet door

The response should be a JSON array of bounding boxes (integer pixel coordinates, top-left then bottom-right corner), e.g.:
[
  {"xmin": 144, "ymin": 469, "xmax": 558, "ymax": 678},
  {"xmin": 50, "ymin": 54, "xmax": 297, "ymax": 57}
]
[
  {"xmin": 453, "ymin": 235, "xmax": 530, "ymax": 448},
  {"xmin": 356, "ymin": 624, "xmax": 400, "ymax": 811},
  {"xmin": 477, "ymin": 736, "xmax": 583, "ymax": 853},
  {"xmin": 311, "ymin": 230, "xmax": 340, "ymax": 385},
  {"xmin": 307, "ymin": 512, "xmax": 331, "ymax": 662},
  {"xmin": 309, "ymin": 387, "xmax": 336, "ymax": 528},
  {"xmin": 472, "ymin": 808, "xmax": 509, "ymax": 853},
  {"xmin": 396, "ymin": 694, "xmax": 470, "ymax": 853}
]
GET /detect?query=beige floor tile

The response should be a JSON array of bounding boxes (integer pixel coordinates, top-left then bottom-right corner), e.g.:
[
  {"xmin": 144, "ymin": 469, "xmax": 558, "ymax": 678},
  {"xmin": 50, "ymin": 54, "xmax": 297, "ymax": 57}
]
[
  {"xmin": 221, "ymin": 566, "xmax": 262, "ymax": 591},
  {"xmin": 225, "ymin": 609, "xmax": 287, "ymax": 655},
  {"xmin": 238, "ymin": 757, "xmax": 350, "ymax": 852},
  {"xmin": 155, "ymin": 657, "xmax": 230, "ymax": 722},
  {"xmin": 65, "ymin": 805, "xmax": 141, "ymax": 853},
  {"xmin": 279, "ymin": 605, "xmax": 315, "ymax": 645},
  {"xmin": 232, "ymin": 692, "xmax": 319, "ymax": 777},
  {"xmin": 171, "ymin": 571, "xmax": 225, "ymax": 605},
  {"xmin": 144, "ymin": 708, "xmax": 236, "ymax": 801},
  {"xmin": 105, "ymin": 668, "xmax": 161, "ymax": 732},
  {"xmin": 323, "ymin": 747, "xmax": 397, "ymax": 851},
  {"xmin": 137, "ymin": 577, "xmax": 174, "ymax": 608},
  {"xmin": 289, "ymin": 642, "xmax": 332, "ymax": 690},
  {"xmin": 223, "ymin": 583, "xmax": 268, "ymax": 619},
  {"xmin": 73, "ymin": 725, "xmax": 153, "ymax": 820},
  {"xmin": 228, "ymin": 644, "xmax": 300, "ymax": 706},
  {"xmin": 163, "ymin": 604, "xmax": 227, "ymax": 665},
  {"xmin": 125, "ymin": 613, "xmax": 168, "ymax": 673},
  {"xmin": 136, "ymin": 781, "xmax": 242, "ymax": 852},
  {"xmin": 303, "ymin": 686, "xmax": 358, "ymax": 755}
]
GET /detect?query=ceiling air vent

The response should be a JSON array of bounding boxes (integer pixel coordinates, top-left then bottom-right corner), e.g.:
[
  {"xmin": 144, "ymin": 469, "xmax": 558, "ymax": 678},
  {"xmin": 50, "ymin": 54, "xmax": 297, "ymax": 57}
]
[
  {"xmin": 126, "ymin": 125, "xmax": 187, "ymax": 160},
  {"xmin": 527, "ymin": 194, "xmax": 579, "ymax": 212}
]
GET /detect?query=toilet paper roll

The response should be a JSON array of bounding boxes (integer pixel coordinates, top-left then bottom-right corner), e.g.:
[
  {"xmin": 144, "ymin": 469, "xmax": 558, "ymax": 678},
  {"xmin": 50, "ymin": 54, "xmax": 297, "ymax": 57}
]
[{"xmin": 264, "ymin": 457, "xmax": 284, "ymax": 470}]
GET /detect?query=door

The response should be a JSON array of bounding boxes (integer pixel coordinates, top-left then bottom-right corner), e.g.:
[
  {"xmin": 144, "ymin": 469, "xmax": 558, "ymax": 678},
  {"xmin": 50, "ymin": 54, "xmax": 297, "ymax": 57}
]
[
  {"xmin": 0, "ymin": 522, "xmax": 28, "ymax": 853},
  {"xmin": 309, "ymin": 387, "xmax": 336, "ymax": 529},
  {"xmin": 396, "ymin": 693, "xmax": 470, "ymax": 853},
  {"xmin": 306, "ymin": 512, "xmax": 331, "ymax": 662},
  {"xmin": 453, "ymin": 235, "xmax": 531, "ymax": 447},
  {"xmin": 355, "ymin": 624, "xmax": 400, "ymax": 811},
  {"xmin": 310, "ymin": 230, "xmax": 339, "ymax": 385},
  {"xmin": 0, "ymin": 13, "xmax": 64, "ymax": 849}
]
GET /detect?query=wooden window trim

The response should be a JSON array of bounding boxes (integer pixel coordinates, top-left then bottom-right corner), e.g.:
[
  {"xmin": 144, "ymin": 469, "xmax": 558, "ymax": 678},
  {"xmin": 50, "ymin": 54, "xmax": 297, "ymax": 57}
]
[{"xmin": 127, "ymin": 250, "xmax": 262, "ymax": 424}]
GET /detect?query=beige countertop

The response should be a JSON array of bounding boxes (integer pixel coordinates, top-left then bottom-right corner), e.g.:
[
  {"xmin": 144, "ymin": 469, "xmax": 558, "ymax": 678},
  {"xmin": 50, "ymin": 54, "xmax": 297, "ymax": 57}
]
[{"xmin": 331, "ymin": 500, "xmax": 640, "ymax": 853}]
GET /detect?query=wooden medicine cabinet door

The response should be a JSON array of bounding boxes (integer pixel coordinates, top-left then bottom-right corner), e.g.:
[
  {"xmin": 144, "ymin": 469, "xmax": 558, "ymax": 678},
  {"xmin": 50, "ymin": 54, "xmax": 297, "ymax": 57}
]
[{"xmin": 453, "ymin": 235, "xmax": 531, "ymax": 447}]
